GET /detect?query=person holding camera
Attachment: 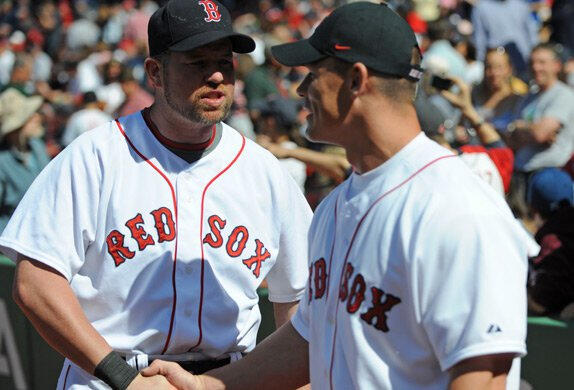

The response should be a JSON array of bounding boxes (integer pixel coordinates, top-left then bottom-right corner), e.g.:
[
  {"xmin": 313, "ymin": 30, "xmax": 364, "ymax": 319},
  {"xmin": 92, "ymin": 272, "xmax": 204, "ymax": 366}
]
[{"xmin": 429, "ymin": 75, "xmax": 515, "ymax": 196}]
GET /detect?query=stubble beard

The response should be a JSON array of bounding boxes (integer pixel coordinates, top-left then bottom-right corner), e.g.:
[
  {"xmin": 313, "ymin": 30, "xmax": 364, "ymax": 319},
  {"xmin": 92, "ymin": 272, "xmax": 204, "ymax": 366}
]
[{"xmin": 162, "ymin": 66, "xmax": 232, "ymax": 126}]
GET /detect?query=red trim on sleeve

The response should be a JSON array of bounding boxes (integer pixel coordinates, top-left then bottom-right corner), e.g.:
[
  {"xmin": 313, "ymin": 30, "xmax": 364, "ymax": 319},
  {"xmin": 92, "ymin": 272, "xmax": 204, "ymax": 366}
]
[
  {"xmin": 460, "ymin": 145, "xmax": 514, "ymax": 193},
  {"xmin": 142, "ymin": 108, "xmax": 216, "ymax": 151},
  {"xmin": 328, "ymin": 154, "xmax": 456, "ymax": 390},
  {"xmin": 114, "ymin": 119, "xmax": 180, "ymax": 354},
  {"xmin": 189, "ymin": 134, "xmax": 247, "ymax": 350}
]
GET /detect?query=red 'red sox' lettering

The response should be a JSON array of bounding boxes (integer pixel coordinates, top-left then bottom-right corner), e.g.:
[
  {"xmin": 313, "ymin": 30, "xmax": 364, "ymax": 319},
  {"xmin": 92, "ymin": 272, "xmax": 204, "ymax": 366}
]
[
  {"xmin": 360, "ymin": 287, "xmax": 401, "ymax": 332},
  {"xmin": 308, "ymin": 259, "xmax": 401, "ymax": 333},
  {"xmin": 227, "ymin": 226, "xmax": 249, "ymax": 257},
  {"xmin": 106, "ymin": 230, "xmax": 136, "ymax": 266},
  {"xmin": 151, "ymin": 207, "xmax": 176, "ymax": 242},
  {"xmin": 202, "ymin": 215, "xmax": 226, "ymax": 247},
  {"xmin": 106, "ymin": 207, "xmax": 176, "ymax": 266},
  {"xmin": 203, "ymin": 214, "xmax": 271, "ymax": 278},
  {"xmin": 307, "ymin": 258, "xmax": 328, "ymax": 303},
  {"xmin": 126, "ymin": 213, "xmax": 155, "ymax": 250}
]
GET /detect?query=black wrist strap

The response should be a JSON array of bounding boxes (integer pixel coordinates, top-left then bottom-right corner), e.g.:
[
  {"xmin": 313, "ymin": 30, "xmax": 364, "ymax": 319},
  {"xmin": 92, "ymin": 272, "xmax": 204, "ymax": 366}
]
[{"xmin": 94, "ymin": 351, "xmax": 139, "ymax": 390}]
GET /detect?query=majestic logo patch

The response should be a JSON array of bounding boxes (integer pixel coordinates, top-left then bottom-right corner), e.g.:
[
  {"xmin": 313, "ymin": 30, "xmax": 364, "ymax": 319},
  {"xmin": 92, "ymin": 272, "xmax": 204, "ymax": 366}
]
[
  {"xmin": 487, "ymin": 324, "xmax": 502, "ymax": 333},
  {"xmin": 198, "ymin": 0, "xmax": 222, "ymax": 22}
]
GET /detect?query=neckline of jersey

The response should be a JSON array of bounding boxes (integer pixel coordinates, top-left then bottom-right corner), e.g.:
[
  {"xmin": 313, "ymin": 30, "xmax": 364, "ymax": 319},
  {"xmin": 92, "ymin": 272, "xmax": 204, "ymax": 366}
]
[{"xmin": 142, "ymin": 107, "xmax": 217, "ymax": 151}]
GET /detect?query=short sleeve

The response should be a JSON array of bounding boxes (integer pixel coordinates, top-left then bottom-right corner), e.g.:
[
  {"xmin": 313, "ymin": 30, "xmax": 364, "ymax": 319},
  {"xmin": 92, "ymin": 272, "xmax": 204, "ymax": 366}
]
[
  {"xmin": 542, "ymin": 88, "xmax": 574, "ymax": 125},
  {"xmin": 265, "ymin": 167, "xmax": 312, "ymax": 303},
  {"xmin": 290, "ymin": 287, "xmax": 311, "ymax": 341},
  {"xmin": 0, "ymin": 139, "xmax": 101, "ymax": 280},
  {"xmin": 413, "ymin": 208, "xmax": 528, "ymax": 371}
]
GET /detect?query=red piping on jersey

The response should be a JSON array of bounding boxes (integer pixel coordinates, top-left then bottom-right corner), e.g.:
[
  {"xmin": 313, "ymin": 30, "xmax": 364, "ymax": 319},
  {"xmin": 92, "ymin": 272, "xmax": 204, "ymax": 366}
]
[
  {"xmin": 328, "ymin": 154, "xmax": 456, "ymax": 390},
  {"xmin": 324, "ymin": 201, "xmax": 338, "ymax": 300},
  {"xmin": 189, "ymin": 134, "xmax": 246, "ymax": 350},
  {"xmin": 142, "ymin": 108, "xmax": 217, "ymax": 151},
  {"xmin": 114, "ymin": 119, "xmax": 179, "ymax": 354},
  {"xmin": 61, "ymin": 362, "xmax": 71, "ymax": 389}
]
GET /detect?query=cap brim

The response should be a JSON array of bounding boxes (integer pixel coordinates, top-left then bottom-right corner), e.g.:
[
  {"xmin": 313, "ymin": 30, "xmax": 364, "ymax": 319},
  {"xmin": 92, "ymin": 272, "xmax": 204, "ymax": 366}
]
[
  {"xmin": 271, "ymin": 39, "xmax": 326, "ymax": 67},
  {"xmin": 169, "ymin": 30, "xmax": 255, "ymax": 54}
]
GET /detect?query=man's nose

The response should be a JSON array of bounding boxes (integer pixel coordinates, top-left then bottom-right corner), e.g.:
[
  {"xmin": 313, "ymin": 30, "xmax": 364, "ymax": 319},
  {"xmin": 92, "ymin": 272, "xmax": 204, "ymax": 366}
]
[
  {"xmin": 296, "ymin": 74, "xmax": 311, "ymax": 97},
  {"xmin": 206, "ymin": 70, "xmax": 225, "ymax": 84}
]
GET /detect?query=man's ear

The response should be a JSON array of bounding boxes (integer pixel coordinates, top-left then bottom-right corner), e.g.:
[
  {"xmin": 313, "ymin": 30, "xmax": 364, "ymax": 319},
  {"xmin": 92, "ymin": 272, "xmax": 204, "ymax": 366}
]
[
  {"xmin": 349, "ymin": 62, "xmax": 369, "ymax": 95},
  {"xmin": 144, "ymin": 57, "xmax": 163, "ymax": 89}
]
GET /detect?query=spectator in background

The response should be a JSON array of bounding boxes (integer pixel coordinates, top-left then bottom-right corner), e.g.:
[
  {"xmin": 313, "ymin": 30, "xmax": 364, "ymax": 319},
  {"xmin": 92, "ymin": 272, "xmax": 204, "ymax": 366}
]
[
  {"xmin": 0, "ymin": 23, "xmax": 15, "ymax": 88},
  {"xmin": 26, "ymin": 28, "xmax": 52, "ymax": 83},
  {"xmin": 236, "ymin": 53, "xmax": 279, "ymax": 110},
  {"xmin": 472, "ymin": 0, "xmax": 538, "ymax": 77},
  {"xmin": 421, "ymin": 78, "xmax": 514, "ymax": 196},
  {"xmin": 255, "ymin": 95, "xmax": 307, "ymax": 192},
  {"xmin": 61, "ymin": 91, "xmax": 112, "ymax": 147},
  {"xmin": 471, "ymin": 47, "xmax": 528, "ymax": 135},
  {"xmin": 116, "ymin": 66, "xmax": 153, "ymax": 117},
  {"xmin": 65, "ymin": 16, "xmax": 100, "ymax": 52},
  {"xmin": 3, "ymin": 52, "xmax": 34, "ymax": 95},
  {"xmin": 508, "ymin": 43, "xmax": 574, "ymax": 216},
  {"xmin": 422, "ymin": 19, "xmax": 468, "ymax": 80},
  {"xmin": 0, "ymin": 88, "xmax": 49, "ymax": 232},
  {"xmin": 510, "ymin": 44, "xmax": 574, "ymax": 173},
  {"xmin": 526, "ymin": 168, "xmax": 574, "ymax": 319},
  {"xmin": 96, "ymin": 58, "xmax": 126, "ymax": 115}
]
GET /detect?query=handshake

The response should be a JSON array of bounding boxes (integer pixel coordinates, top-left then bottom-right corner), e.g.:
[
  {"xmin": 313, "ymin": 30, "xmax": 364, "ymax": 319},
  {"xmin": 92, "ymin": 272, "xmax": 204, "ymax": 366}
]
[{"xmin": 127, "ymin": 360, "xmax": 207, "ymax": 390}]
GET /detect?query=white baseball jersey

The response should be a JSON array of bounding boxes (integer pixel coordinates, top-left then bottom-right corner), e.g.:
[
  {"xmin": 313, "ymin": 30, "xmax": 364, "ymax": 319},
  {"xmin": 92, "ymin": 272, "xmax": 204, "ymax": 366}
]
[
  {"xmin": 291, "ymin": 133, "xmax": 528, "ymax": 389},
  {"xmin": 0, "ymin": 111, "xmax": 312, "ymax": 388}
]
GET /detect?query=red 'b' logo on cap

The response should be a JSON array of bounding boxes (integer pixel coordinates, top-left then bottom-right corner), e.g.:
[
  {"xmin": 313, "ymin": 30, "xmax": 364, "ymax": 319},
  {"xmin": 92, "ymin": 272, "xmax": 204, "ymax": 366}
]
[{"xmin": 198, "ymin": 0, "xmax": 222, "ymax": 22}]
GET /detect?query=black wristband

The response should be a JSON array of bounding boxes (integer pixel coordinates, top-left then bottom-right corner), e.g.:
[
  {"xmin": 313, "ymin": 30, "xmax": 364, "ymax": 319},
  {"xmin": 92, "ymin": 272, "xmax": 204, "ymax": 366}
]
[{"xmin": 94, "ymin": 351, "xmax": 139, "ymax": 390}]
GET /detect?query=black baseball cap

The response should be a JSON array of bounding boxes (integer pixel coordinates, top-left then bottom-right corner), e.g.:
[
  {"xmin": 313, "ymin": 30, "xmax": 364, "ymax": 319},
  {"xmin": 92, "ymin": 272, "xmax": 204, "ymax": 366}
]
[
  {"xmin": 271, "ymin": 2, "xmax": 423, "ymax": 81},
  {"xmin": 148, "ymin": 0, "xmax": 255, "ymax": 57}
]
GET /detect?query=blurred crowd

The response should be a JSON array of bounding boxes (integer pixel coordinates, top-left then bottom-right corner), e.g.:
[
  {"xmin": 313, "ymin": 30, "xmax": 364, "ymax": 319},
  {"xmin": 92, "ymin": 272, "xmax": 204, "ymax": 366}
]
[{"xmin": 0, "ymin": 0, "xmax": 574, "ymax": 318}]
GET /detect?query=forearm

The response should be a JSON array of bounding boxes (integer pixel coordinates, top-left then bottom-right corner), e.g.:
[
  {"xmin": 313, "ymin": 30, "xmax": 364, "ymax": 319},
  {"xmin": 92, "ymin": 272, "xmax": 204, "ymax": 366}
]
[
  {"xmin": 448, "ymin": 354, "xmax": 513, "ymax": 390},
  {"xmin": 273, "ymin": 301, "xmax": 299, "ymax": 328},
  {"xmin": 199, "ymin": 321, "xmax": 309, "ymax": 389},
  {"xmin": 449, "ymin": 372, "xmax": 507, "ymax": 390},
  {"xmin": 462, "ymin": 107, "xmax": 501, "ymax": 145},
  {"xmin": 13, "ymin": 257, "xmax": 112, "ymax": 374},
  {"xmin": 287, "ymin": 147, "xmax": 350, "ymax": 181}
]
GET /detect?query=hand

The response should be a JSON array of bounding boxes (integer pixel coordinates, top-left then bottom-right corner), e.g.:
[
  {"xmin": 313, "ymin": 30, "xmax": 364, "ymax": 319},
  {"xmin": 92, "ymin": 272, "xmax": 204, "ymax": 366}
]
[
  {"xmin": 507, "ymin": 119, "xmax": 529, "ymax": 133},
  {"xmin": 142, "ymin": 360, "xmax": 205, "ymax": 390},
  {"xmin": 256, "ymin": 135, "xmax": 291, "ymax": 159},
  {"xmin": 439, "ymin": 76, "xmax": 473, "ymax": 113},
  {"xmin": 126, "ymin": 373, "xmax": 178, "ymax": 389}
]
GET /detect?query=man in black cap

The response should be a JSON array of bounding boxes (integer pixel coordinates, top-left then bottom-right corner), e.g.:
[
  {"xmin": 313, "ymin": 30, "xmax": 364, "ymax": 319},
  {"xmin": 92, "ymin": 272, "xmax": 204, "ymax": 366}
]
[
  {"xmin": 1, "ymin": 0, "xmax": 312, "ymax": 389},
  {"xmin": 142, "ymin": 2, "xmax": 529, "ymax": 389}
]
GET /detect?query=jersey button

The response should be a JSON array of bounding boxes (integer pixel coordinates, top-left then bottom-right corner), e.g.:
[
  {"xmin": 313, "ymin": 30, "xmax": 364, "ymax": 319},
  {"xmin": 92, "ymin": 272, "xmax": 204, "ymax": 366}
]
[
  {"xmin": 185, "ymin": 265, "xmax": 193, "ymax": 274},
  {"xmin": 184, "ymin": 308, "xmax": 193, "ymax": 317}
]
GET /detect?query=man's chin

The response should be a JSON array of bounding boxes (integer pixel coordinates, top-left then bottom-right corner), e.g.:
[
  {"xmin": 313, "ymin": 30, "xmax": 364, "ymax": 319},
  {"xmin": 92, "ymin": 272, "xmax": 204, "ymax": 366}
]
[{"xmin": 199, "ymin": 110, "xmax": 227, "ymax": 125}]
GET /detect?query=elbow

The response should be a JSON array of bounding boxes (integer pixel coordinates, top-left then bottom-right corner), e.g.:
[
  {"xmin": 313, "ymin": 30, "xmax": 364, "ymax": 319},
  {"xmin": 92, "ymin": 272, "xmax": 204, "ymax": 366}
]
[
  {"xmin": 12, "ymin": 265, "xmax": 43, "ymax": 314},
  {"xmin": 531, "ymin": 130, "xmax": 552, "ymax": 144},
  {"xmin": 12, "ymin": 277, "xmax": 32, "ymax": 312}
]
